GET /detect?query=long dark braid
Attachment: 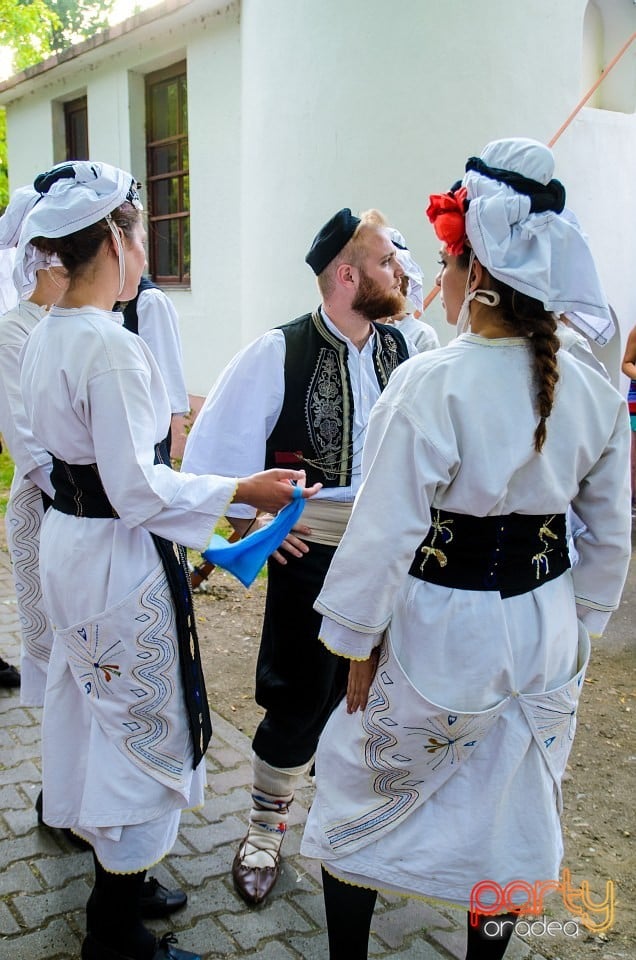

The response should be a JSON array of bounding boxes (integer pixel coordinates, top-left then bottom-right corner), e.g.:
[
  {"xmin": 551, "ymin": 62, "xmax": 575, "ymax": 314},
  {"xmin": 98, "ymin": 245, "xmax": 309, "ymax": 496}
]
[
  {"xmin": 457, "ymin": 249, "xmax": 559, "ymax": 453},
  {"xmin": 493, "ymin": 281, "xmax": 560, "ymax": 452}
]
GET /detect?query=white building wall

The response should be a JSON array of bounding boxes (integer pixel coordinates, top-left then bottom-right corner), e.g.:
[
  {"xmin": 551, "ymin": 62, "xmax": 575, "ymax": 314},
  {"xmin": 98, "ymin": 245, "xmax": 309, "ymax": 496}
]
[
  {"xmin": 2, "ymin": 0, "xmax": 634, "ymax": 396},
  {"xmin": 179, "ymin": 8, "xmax": 241, "ymax": 395},
  {"xmin": 239, "ymin": 0, "xmax": 594, "ymax": 347}
]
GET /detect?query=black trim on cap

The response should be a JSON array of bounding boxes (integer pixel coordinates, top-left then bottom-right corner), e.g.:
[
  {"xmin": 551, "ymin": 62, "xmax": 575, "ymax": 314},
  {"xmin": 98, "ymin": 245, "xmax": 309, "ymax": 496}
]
[
  {"xmin": 465, "ymin": 156, "xmax": 566, "ymax": 214},
  {"xmin": 34, "ymin": 164, "xmax": 78, "ymax": 195}
]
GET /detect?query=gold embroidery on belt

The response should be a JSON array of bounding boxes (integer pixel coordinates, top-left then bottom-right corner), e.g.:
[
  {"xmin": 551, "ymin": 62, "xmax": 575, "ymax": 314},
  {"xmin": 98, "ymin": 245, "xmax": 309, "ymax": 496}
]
[
  {"xmin": 419, "ymin": 510, "xmax": 454, "ymax": 571},
  {"xmin": 532, "ymin": 514, "xmax": 557, "ymax": 579}
]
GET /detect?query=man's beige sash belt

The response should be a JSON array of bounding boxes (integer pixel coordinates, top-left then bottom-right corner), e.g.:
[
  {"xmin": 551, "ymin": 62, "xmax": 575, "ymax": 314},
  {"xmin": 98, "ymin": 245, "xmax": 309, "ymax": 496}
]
[{"xmin": 300, "ymin": 499, "xmax": 353, "ymax": 546}]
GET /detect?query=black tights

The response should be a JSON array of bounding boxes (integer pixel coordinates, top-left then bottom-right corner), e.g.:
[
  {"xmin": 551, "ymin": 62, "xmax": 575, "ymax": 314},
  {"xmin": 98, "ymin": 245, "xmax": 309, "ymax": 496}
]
[
  {"xmin": 466, "ymin": 911, "xmax": 517, "ymax": 959},
  {"xmin": 86, "ymin": 853, "xmax": 155, "ymax": 959},
  {"xmin": 322, "ymin": 867, "xmax": 377, "ymax": 960},
  {"xmin": 321, "ymin": 867, "xmax": 516, "ymax": 960}
]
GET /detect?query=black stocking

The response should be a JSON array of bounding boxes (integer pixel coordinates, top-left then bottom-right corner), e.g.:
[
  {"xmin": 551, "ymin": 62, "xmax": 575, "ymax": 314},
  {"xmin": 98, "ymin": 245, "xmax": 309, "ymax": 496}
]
[
  {"xmin": 466, "ymin": 911, "xmax": 517, "ymax": 959},
  {"xmin": 321, "ymin": 866, "xmax": 377, "ymax": 960},
  {"xmin": 86, "ymin": 853, "xmax": 155, "ymax": 959}
]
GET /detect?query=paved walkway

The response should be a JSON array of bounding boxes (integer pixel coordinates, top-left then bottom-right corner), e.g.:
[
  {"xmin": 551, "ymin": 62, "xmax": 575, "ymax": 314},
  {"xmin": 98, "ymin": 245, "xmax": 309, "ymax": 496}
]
[{"xmin": 1, "ymin": 539, "xmax": 621, "ymax": 960}]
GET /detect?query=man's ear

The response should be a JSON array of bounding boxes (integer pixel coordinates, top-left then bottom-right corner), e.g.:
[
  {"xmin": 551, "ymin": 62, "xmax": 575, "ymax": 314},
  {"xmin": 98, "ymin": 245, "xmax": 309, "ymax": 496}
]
[{"xmin": 335, "ymin": 261, "xmax": 357, "ymax": 289}]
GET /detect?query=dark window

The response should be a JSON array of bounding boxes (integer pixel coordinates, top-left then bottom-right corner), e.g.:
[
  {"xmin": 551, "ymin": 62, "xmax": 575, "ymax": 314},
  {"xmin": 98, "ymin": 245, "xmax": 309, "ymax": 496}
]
[
  {"xmin": 65, "ymin": 97, "xmax": 89, "ymax": 160},
  {"xmin": 145, "ymin": 62, "xmax": 190, "ymax": 284}
]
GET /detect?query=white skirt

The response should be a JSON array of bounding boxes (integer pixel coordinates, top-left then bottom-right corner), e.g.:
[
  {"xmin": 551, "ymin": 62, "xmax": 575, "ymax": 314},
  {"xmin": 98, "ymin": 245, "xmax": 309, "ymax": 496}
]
[{"xmin": 302, "ymin": 573, "xmax": 588, "ymax": 907}]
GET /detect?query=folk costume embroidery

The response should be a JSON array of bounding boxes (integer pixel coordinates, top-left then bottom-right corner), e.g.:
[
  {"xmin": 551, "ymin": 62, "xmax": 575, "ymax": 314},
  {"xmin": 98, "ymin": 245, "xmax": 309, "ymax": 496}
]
[
  {"xmin": 59, "ymin": 562, "xmax": 188, "ymax": 788},
  {"xmin": 6, "ymin": 482, "xmax": 52, "ymax": 677},
  {"xmin": 266, "ymin": 311, "xmax": 408, "ymax": 487}
]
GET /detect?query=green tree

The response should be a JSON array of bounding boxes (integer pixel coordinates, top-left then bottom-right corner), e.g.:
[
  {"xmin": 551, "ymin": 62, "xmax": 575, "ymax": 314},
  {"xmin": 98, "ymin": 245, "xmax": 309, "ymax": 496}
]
[
  {"xmin": 0, "ymin": 1, "xmax": 115, "ymax": 206},
  {"xmin": 0, "ymin": 0, "xmax": 58, "ymax": 72},
  {"xmin": 44, "ymin": 0, "xmax": 115, "ymax": 53},
  {"xmin": 0, "ymin": 0, "xmax": 59, "ymax": 205}
]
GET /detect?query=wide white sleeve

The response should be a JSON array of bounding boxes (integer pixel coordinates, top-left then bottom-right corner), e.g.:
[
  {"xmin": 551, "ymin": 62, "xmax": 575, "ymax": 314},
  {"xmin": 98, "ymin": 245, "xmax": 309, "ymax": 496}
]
[
  {"xmin": 182, "ymin": 330, "xmax": 286, "ymax": 519},
  {"xmin": 0, "ymin": 335, "xmax": 52, "ymax": 484},
  {"xmin": 413, "ymin": 323, "xmax": 441, "ymax": 353},
  {"xmin": 87, "ymin": 364, "xmax": 237, "ymax": 549},
  {"xmin": 314, "ymin": 396, "xmax": 452, "ymax": 659},
  {"xmin": 136, "ymin": 288, "xmax": 190, "ymax": 414},
  {"xmin": 570, "ymin": 402, "xmax": 632, "ymax": 636},
  {"xmin": 0, "ymin": 251, "xmax": 18, "ymax": 314}
]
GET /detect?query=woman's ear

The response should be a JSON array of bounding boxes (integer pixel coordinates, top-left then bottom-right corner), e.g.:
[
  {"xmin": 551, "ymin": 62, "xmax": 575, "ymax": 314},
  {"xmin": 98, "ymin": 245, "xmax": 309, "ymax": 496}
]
[
  {"xmin": 108, "ymin": 226, "xmax": 125, "ymax": 257},
  {"xmin": 469, "ymin": 259, "xmax": 484, "ymax": 292}
]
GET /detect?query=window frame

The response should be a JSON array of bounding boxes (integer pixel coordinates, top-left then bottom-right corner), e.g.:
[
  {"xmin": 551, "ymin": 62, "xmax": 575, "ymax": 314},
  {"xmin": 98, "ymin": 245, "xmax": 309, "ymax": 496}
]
[
  {"xmin": 64, "ymin": 96, "xmax": 89, "ymax": 161},
  {"xmin": 145, "ymin": 61, "xmax": 190, "ymax": 286}
]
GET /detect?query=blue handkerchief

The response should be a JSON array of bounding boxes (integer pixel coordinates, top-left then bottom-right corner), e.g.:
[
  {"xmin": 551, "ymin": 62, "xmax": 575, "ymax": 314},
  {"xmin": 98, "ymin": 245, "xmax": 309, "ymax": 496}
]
[{"xmin": 202, "ymin": 486, "xmax": 306, "ymax": 588}]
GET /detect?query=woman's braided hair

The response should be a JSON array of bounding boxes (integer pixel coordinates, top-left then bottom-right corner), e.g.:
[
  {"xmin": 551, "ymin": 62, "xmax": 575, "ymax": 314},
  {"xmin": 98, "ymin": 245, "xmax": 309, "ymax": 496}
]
[{"xmin": 459, "ymin": 249, "xmax": 559, "ymax": 452}]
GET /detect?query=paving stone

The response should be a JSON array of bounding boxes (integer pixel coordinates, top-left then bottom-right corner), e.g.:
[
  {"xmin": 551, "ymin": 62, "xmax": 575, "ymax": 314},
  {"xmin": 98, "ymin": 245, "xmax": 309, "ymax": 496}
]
[
  {"xmin": 271, "ymin": 860, "xmax": 320, "ymax": 900},
  {"xmin": 0, "ymin": 859, "xmax": 43, "ymax": 896},
  {"xmin": 168, "ymin": 916, "xmax": 238, "ymax": 956},
  {"xmin": 0, "ymin": 782, "xmax": 24, "ymax": 811},
  {"xmin": 0, "ymin": 759, "xmax": 41, "ymax": 785},
  {"xmin": 268, "ymin": 934, "xmax": 322, "ymax": 959},
  {"xmin": 429, "ymin": 922, "xmax": 468, "ymax": 958},
  {"xmin": 369, "ymin": 936, "xmax": 446, "ymax": 959},
  {"xmin": 170, "ymin": 849, "xmax": 234, "ymax": 886},
  {"xmin": 0, "ymin": 898, "xmax": 22, "ymax": 935},
  {"xmin": 241, "ymin": 940, "xmax": 298, "ymax": 960},
  {"xmin": 0, "ymin": 728, "xmax": 16, "ymax": 748},
  {"xmin": 0, "ymin": 830, "xmax": 63, "ymax": 869},
  {"xmin": 180, "ymin": 875, "xmax": 245, "ymax": 917},
  {"xmin": 373, "ymin": 897, "xmax": 457, "ymax": 948},
  {"xmin": 0, "ymin": 917, "xmax": 82, "ymax": 959},
  {"xmin": 219, "ymin": 898, "xmax": 313, "ymax": 950},
  {"xmin": 286, "ymin": 889, "xmax": 326, "ymax": 927},
  {"xmin": 11, "ymin": 724, "xmax": 42, "ymax": 746},
  {"xmin": 200, "ymin": 787, "xmax": 251, "ymax": 822},
  {"xmin": 34, "ymin": 851, "xmax": 92, "ymax": 887},
  {"xmin": 210, "ymin": 716, "xmax": 253, "ymax": 759},
  {"xmin": 213, "ymin": 746, "xmax": 246, "ymax": 769},
  {"xmin": 180, "ymin": 814, "xmax": 246, "ymax": 851},
  {"xmin": 0, "ymin": 707, "xmax": 38, "ymax": 730},
  {"xmin": 12, "ymin": 877, "xmax": 91, "ymax": 926},
  {"xmin": 4, "ymin": 807, "xmax": 43, "ymax": 836},
  {"xmin": 206, "ymin": 765, "xmax": 253, "ymax": 795}
]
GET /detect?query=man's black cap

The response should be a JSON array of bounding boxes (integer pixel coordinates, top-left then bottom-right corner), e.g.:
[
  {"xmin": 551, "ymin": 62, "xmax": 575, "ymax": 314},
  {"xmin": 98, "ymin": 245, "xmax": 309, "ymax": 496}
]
[{"xmin": 305, "ymin": 208, "xmax": 361, "ymax": 275}]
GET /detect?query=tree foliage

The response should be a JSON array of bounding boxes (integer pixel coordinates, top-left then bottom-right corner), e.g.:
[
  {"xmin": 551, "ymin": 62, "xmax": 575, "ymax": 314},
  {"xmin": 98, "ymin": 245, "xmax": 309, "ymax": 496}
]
[
  {"xmin": 1, "ymin": 1, "xmax": 115, "ymax": 206},
  {"xmin": 0, "ymin": 0, "xmax": 59, "ymax": 72},
  {"xmin": 45, "ymin": 0, "xmax": 116, "ymax": 53}
]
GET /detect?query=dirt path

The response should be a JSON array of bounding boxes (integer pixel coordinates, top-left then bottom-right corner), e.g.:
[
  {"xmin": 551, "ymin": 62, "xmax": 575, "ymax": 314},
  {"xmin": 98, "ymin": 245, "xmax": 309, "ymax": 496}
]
[{"xmin": 194, "ymin": 570, "xmax": 635, "ymax": 960}]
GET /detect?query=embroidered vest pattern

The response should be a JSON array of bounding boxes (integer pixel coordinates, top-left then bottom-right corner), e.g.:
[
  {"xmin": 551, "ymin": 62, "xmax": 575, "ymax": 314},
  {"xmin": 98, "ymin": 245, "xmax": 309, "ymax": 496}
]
[{"xmin": 265, "ymin": 310, "xmax": 408, "ymax": 487}]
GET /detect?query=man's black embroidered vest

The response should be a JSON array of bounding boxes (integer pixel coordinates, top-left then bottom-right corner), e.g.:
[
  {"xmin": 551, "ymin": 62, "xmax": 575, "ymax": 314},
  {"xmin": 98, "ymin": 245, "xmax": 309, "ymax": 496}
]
[
  {"xmin": 122, "ymin": 275, "xmax": 157, "ymax": 334},
  {"xmin": 265, "ymin": 310, "xmax": 409, "ymax": 487}
]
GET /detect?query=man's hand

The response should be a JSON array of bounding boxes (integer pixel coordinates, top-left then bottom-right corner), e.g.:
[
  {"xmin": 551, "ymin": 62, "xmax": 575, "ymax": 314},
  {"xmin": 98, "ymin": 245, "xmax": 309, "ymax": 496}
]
[
  {"xmin": 233, "ymin": 469, "xmax": 321, "ymax": 514},
  {"xmin": 233, "ymin": 514, "xmax": 312, "ymax": 565},
  {"xmin": 346, "ymin": 648, "xmax": 380, "ymax": 714}
]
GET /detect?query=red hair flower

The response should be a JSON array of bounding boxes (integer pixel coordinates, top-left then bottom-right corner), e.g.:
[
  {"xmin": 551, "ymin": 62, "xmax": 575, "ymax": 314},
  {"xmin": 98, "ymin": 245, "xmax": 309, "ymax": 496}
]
[{"xmin": 426, "ymin": 186, "xmax": 468, "ymax": 256}]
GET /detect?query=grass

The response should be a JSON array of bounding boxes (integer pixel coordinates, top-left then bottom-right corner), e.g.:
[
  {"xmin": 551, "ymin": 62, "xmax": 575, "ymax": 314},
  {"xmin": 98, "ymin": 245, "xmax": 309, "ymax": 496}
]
[{"xmin": 0, "ymin": 448, "xmax": 14, "ymax": 515}]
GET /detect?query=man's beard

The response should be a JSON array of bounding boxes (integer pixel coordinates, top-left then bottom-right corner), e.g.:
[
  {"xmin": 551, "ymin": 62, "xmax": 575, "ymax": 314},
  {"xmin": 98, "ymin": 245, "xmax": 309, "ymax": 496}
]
[{"xmin": 351, "ymin": 270, "xmax": 406, "ymax": 320}]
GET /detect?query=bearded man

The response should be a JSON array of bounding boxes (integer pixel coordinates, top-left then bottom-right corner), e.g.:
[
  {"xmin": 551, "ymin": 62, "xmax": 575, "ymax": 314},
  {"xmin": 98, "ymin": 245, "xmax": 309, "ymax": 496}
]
[{"xmin": 182, "ymin": 208, "xmax": 411, "ymax": 905}]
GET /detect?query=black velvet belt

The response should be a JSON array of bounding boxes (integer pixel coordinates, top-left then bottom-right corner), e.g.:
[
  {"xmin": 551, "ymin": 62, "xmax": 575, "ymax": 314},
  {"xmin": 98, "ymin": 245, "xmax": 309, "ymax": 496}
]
[
  {"xmin": 408, "ymin": 509, "xmax": 570, "ymax": 599},
  {"xmin": 50, "ymin": 442, "xmax": 212, "ymax": 768}
]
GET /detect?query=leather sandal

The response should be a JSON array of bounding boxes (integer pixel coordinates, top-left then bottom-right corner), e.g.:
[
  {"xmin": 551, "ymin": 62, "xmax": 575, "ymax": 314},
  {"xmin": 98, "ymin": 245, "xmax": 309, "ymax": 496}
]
[{"xmin": 231, "ymin": 836, "xmax": 281, "ymax": 906}]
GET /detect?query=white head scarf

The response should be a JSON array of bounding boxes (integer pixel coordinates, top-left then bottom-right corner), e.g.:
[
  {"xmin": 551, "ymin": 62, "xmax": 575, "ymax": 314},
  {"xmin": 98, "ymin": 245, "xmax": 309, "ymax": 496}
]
[
  {"xmin": 389, "ymin": 228, "xmax": 424, "ymax": 312},
  {"xmin": 15, "ymin": 161, "xmax": 142, "ymax": 298},
  {"xmin": 0, "ymin": 184, "xmax": 62, "ymax": 299},
  {"xmin": 463, "ymin": 138, "xmax": 611, "ymax": 326}
]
